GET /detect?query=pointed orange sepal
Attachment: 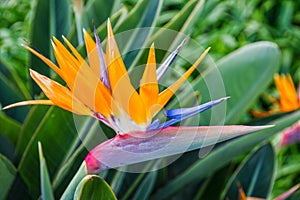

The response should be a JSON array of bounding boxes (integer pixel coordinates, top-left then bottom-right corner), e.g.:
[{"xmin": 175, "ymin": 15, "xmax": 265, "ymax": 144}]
[
  {"xmin": 83, "ymin": 29, "xmax": 100, "ymax": 76},
  {"xmin": 274, "ymin": 73, "xmax": 300, "ymax": 112},
  {"xmin": 155, "ymin": 47, "xmax": 210, "ymax": 115},
  {"xmin": 30, "ymin": 69, "xmax": 91, "ymax": 115},
  {"xmin": 22, "ymin": 45, "xmax": 64, "ymax": 79},
  {"xmin": 106, "ymin": 19, "xmax": 146, "ymax": 123},
  {"xmin": 140, "ymin": 44, "xmax": 159, "ymax": 118}
]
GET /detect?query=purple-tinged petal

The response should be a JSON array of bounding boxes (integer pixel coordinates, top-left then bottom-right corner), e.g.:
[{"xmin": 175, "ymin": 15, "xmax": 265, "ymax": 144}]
[
  {"xmin": 159, "ymin": 97, "xmax": 229, "ymax": 128},
  {"xmin": 94, "ymin": 28, "xmax": 111, "ymax": 90},
  {"xmin": 156, "ymin": 37, "xmax": 188, "ymax": 81},
  {"xmin": 85, "ymin": 125, "xmax": 272, "ymax": 173},
  {"xmin": 281, "ymin": 120, "xmax": 300, "ymax": 147},
  {"xmin": 275, "ymin": 183, "xmax": 300, "ymax": 200},
  {"xmin": 93, "ymin": 112, "xmax": 112, "ymax": 128}
]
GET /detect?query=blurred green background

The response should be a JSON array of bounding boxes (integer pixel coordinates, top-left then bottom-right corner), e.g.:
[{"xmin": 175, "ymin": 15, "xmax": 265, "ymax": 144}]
[{"xmin": 0, "ymin": 0, "xmax": 300, "ymax": 199}]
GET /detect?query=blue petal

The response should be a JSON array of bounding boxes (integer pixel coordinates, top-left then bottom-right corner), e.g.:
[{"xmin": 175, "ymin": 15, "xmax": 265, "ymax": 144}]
[
  {"xmin": 147, "ymin": 119, "xmax": 161, "ymax": 130},
  {"xmin": 94, "ymin": 28, "xmax": 111, "ymax": 90},
  {"xmin": 159, "ymin": 97, "xmax": 229, "ymax": 128},
  {"xmin": 156, "ymin": 37, "xmax": 188, "ymax": 81}
]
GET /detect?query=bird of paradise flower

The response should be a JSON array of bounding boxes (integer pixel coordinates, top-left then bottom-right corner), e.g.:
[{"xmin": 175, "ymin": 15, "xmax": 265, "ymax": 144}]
[
  {"xmin": 251, "ymin": 73, "xmax": 300, "ymax": 117},
  {"xmin": 3, "ymin": 20, "xmax": 271, "ymax": 173}
]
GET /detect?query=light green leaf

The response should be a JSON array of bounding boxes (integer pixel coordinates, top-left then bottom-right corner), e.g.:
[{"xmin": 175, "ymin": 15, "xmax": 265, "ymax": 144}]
[
  {"xmin": 38, "ymin": 142, "xmax": 55, "ymax": 200},
  {"xmin": 191, "ymin": 41, "xmax": 280, "ymax": 124},
  {"xmin": 74, "ymin": 175, "xmax": 117, "ymax": 200},
  {"xmin": 60, "ymin": 162, "xmax": 88, "ymax": 200}
]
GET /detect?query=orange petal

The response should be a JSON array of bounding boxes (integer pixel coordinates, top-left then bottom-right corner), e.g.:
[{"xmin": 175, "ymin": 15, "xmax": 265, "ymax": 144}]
[
  {"xmin": 250, "ymin": 109, "xmax": 279, "ymax": 118},
  {"xmin": 83, "ymin": 29, "xmax": 100, "ymax": 76},
  {"xmin": 52, "ymin": 38, "xmax": 112, "ymax": 117},
  {"xmin": 72, "ymin": 62, "xmax": 112, "ymax": 117},
  {"xmin": 106, "ymin": 19, "xmax": 130, "ymax": 90},
  {"xmin": 62, "ymin": 36, "xmax": 85, "ymax": 64},
  {"xmin": 30, "ymin": 69, "xmax": 91, "ymax": 115},
  {"xmin": 3, "ymin": 100, "xmax": 54, "ymax": 110},
  {"xmin": 83, "ymin": 29, "xmax": 96, "ymax": 53},
  {"xmin": 274, "ymin": 74, "xmax": 299, "ymax": 111},
  {"xmin": 156, "ymin": 47, "xmax": 210, "ymax": 114},
  {"xmin": 139, "ymin": 44, "xmax": 159, "ymax": 118},
  {"xmin": 22, "ymin": 45, "xmax": 64, "ymax": 79},
  {"xmin": 52, "ymin": 37, "xmax": 81, "ymax": 71},
  {"xmin": 106, "ymin": 19, "xmax": 146, "ymax": 123},
  {"xmin": 238, "ymin": 182, "xmax": 247, "ymax": 200},
  {"xmin": 51, "ymin": 41, "xmax": 78, "ymax": 90}
]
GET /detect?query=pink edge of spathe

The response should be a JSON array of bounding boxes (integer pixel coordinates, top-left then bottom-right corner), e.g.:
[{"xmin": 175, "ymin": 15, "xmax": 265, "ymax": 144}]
[
  {"xmin": 85, "ymin": 125, "xmax": 273, "ymax": 174},
  {"xmin": 275, "ymin": 183, "xmax": 300, "ymax": 200}
]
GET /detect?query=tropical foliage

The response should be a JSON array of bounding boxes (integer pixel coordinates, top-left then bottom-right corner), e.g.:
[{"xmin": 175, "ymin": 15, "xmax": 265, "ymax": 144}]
[{"xmin": 0, "ymin": 0, "xmax": 299, "ymax": 199}]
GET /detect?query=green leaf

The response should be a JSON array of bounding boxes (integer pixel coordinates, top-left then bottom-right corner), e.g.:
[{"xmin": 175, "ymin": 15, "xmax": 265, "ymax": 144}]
[
  {"xmin": 114, "ymin": 0, "xmax": 162, "ymax": 67},
  {"xmin": 148, "ymin": 0, "xmax": 205, "ymax": 62},
  {"xmin": 0, "ymin": 154, "xmax": 16, "ymax": 200},
  {"xmin": 0, "ymin": 64, "xmax": 29, "ymax": 122},
  {"xmin": 0, "ymin": 59, "xmax": 30, "ymax": 100},
  {"xmin": 38, "ymin": 142, "xmax": 55, "ymax": 200},
  {"xmin": 74, "ymin": 175, "xmax": 117, "ymax": 200},
  {"xmin": 110, "ymin": 170, "xmax": 127, "ymax": 195},
  {"xmin": 151, "ymin": 109, "xmax": 300, "ymax": 199},
  {"xmin": 127, "ymin": 0, "xmax": 205, "ymax": 83},
  {"xmin": 58, "ymin": 114, "xmax": 113, "ymax": 199},
  {"xmin": 52, "ymin": 144, "xmax": 88, "ymax": 198},
  {"xmin": 60, "ymin": 162, "xmax": 88, "ymax": 200},
  {"xmin": 82, "ymin": 0, "xmax": 119, "ymax": 29},
  {"xmin": 132, "ymin": 171, "xmax": 157, "ymax": 200},
  {"xmin": 16, "ymin": 107, "xmax": 78, "ymax": 198},
  {"xmin": 29, "ymin": 0, "xmax": 71, "ymax": 95},
  {"xmin": 15, "ymin": 105, "xmax": 50, "ymax": 161},
  {"xmin": 225, "ymin": 143, "xmax": 275, "ymax": 200},
  {"xmin": 191, "ymin": 41, "xmax": 280, "ymax": 124},
  {"xmin": 0, "ymin": 112, "xmax": 21, "ymax": 145},
  {"xmin": 194, "ymin": 164, "xmax": 233, "ymax": 200}
]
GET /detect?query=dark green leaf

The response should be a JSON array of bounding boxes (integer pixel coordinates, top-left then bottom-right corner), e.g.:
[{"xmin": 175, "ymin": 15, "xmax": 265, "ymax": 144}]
[
  {"xmin": 82, "ymin": 0, "xmax": 119, "ymax": 29},
  {"xmin": 29, "ymin": 0, "xmax": 71, "ymax": 95},
  {"xmin": 0, "ymin": 112, "xmax": 21, "ymax": 145},
  {"xmin": 0, "ymin": 154, "xmax": 16, "ymax": 200},
  {"xmin": 132, "ymin": 171, "xmax": 157, "ymax": 200},
  {"xmin": 0, "ymin": 67, "xmax": 29, "ymax": 122},
  {"xmin": 17, "ymin": 107, "xmax": 78, "ymax": 198},
  {"xmin": 114, "ymin": 0, "xmax": 162, "ymax": 67},
  {"xmin": 151, "ymin": 109, "xmax": 300, "ymax": 199},
  {"xmin": 225, "ymin": 143, "xmax": 275, "ymax": 200}
]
